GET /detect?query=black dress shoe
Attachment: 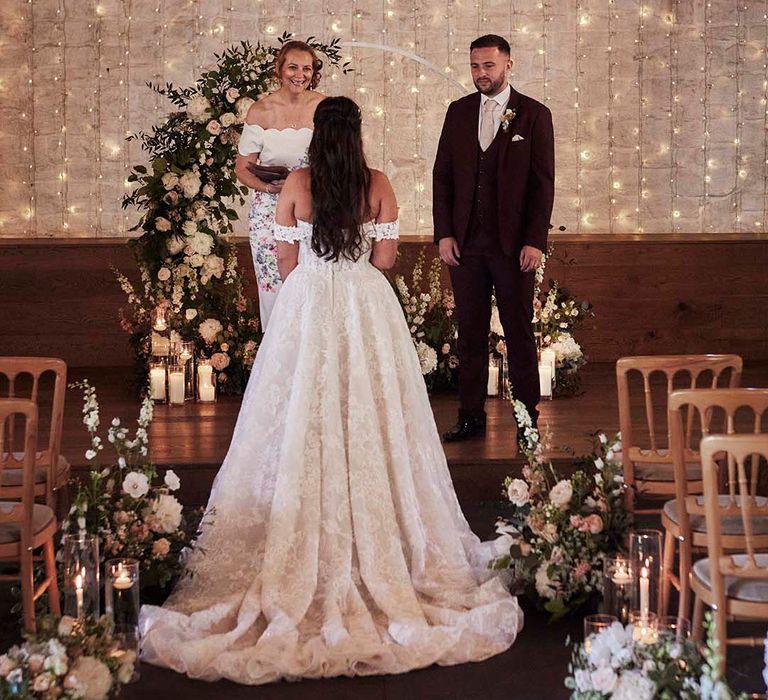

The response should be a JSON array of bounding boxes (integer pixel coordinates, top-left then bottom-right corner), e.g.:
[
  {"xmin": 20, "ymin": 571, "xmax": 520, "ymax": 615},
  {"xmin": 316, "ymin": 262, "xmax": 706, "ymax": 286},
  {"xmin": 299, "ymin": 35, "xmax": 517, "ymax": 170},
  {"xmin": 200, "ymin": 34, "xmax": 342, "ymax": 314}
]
[{"xmin": 442, "ymin": 417, "xmax": 487, "ymax": 443}]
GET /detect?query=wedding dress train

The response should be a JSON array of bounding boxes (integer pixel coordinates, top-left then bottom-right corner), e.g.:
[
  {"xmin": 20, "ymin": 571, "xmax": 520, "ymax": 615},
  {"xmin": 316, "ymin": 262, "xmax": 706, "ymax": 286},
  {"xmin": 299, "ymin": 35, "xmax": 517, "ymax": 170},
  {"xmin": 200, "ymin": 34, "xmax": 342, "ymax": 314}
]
[{"xmin": 139, "ymin": 219, "xmax": 523, "ymax": 684}]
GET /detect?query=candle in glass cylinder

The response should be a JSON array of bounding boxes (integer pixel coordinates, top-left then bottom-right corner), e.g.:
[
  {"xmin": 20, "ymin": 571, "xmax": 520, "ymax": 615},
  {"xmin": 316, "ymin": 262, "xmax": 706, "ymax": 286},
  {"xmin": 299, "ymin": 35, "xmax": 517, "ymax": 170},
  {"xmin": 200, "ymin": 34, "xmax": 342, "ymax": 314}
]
[
  {"xmin": 197, "ymin": 361, "xmax": 216, "ymax": 403},
  {"xmin": 75, "ymin": 573, "xmax": 84, "ymax": 618},
  {"xmin": 149, "ymin": 363, "xmax": 166, "ymax": 402},
  {"xmin": 541, "ymin": 347, "xmax": 556, "ymax": 377},
  {"xmin": 487, "ymin": 363, "xmax": 500, "ymax": 396},
  {"xmin": 538, "ymin": 362, "xmax": 553, "ymax": 398},
  {"xmin": 640, "ymin": 566, "xmax": 650, "ymax": 623},
  {"xmin": 168, "ymin": 365, "xmax": 185, "ymax": 405}
]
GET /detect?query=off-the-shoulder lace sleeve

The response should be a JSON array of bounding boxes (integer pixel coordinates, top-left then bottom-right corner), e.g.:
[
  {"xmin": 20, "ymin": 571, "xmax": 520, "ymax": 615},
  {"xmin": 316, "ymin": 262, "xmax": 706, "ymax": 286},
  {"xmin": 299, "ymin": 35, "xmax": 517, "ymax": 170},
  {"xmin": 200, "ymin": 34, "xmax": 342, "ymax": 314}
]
[
  {"xmin": 371, "ymin": 220, "xmax": 400, "ymax": 241},
  {"xmin": 238, "ymin": 123, "xmax": 264, "ymax": 157},
  {"xmin": 273, "ymin": 222, "xmax": 307, "ymax": 243}
]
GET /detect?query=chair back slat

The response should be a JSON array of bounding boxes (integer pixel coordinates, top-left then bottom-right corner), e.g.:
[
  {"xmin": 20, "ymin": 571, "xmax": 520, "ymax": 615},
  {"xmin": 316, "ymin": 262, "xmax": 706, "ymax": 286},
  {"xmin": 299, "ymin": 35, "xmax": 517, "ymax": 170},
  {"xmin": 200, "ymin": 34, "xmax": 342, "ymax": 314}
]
[
  {"xmin": 0, "ymin": 399, "xmax": 38, "ymax": 536},
  {"xmin": 643, "ymin": 372, "xmax": 657, "ymax": 451}
]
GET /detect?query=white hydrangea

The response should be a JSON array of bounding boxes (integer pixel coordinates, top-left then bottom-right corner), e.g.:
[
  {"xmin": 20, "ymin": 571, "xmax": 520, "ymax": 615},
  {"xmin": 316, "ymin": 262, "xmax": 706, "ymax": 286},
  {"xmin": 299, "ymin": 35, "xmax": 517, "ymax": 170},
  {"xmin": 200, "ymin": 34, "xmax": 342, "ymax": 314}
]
[
  {"xmin": 179, "ymin": 171, "xmax": 202, "ymax": 199},
  {"xmin": 186, "ymin": 94, "xmax": 211, "ymax": 123},
  {"xmin": 415, "ymin": 341, "xmax": 437, "ymax": 375},
  {"xmin": 149, "ymin": 493, "xmax": 183, "ymax": 533},
  {"xmin": 187, "ymin": 230, "xmax": 213, "ymax": 256},
  {"xmin": 612, "ymin": 670, "xmax": 655, "ymax": 700},
  {"xmin": 198, "ymin": 317, "xmax": 223, "ymax": 344},
  {"xmin": 547, "ymin": 332, "xmax": 583, "ymax": 365},
  {"xmin": 203, "ymin": 254, "xmax": 225, "ymax": 279}
]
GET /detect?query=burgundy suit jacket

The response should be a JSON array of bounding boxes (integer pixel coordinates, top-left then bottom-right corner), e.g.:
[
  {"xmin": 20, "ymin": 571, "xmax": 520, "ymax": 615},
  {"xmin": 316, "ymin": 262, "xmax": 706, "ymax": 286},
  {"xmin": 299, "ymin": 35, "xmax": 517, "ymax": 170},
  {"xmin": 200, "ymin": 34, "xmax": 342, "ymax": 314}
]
[{"xmin": 432, "ymin": 87, "xmax": 555, "ymax": 255}]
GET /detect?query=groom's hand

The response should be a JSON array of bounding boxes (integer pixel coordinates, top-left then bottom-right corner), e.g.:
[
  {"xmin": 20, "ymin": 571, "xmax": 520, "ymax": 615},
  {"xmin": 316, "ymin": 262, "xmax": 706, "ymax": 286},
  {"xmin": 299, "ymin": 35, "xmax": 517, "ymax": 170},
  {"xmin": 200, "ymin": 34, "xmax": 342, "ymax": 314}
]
[
  {"xmin": 438, "ymin": 237, "xmax": 461, "ymax": 266},
  {"xmin": 520, "ymin": 245, "xmax": 543, "ymax": 272}
]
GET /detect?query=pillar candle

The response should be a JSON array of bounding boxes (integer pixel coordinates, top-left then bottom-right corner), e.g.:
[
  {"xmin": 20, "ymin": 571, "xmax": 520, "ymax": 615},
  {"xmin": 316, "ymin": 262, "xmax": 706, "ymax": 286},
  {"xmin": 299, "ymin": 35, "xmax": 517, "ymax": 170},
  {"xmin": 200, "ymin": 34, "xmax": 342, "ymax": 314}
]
[
  {"xmin": 149, "ymin": 367, "xmax": 166, "ymax": 401},
  {"xmin": 538, "ymin": 362, "xmax": 553, "ymax": 398},
  {"xmin": 487, "ymin": 364, "xmax": 500, "ymax": 396}
]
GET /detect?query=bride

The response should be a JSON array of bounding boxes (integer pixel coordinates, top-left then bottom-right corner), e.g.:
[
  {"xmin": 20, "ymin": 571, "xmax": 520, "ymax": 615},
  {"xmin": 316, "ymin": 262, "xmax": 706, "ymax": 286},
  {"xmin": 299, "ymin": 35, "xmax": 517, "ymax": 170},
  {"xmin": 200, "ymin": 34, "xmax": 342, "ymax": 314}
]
[{"xmin": 140, "ymin": 96, "xmax": 523, "ymax": 685}]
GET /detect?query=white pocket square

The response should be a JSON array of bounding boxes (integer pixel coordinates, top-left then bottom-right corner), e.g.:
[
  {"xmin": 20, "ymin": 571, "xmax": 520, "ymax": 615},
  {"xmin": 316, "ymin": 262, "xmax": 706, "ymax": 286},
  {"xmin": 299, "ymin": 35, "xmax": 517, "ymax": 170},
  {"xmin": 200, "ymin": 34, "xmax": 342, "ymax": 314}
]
[{"xmin": 510, "ymin": 134, "xmax": 525, "ymax": 142}]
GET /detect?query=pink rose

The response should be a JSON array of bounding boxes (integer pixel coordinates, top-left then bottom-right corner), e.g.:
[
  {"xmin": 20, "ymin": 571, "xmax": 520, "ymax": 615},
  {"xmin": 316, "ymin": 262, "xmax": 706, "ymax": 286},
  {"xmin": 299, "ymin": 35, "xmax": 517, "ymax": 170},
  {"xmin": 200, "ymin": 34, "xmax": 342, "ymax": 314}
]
[{"xmin": 584, "ymin": 514, "xmax": 604, "ymax": 534}]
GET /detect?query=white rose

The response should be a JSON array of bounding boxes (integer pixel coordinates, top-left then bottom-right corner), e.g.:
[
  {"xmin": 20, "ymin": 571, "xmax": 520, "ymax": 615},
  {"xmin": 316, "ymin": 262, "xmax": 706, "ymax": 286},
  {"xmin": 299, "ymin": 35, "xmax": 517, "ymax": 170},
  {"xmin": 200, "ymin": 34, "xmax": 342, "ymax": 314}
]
[
  {"xmin": 590, "ymin": 665, "xmax": 617, "ymax": 694},
  {"xmin": 206, "ymin": 120, "xmax": 222, "ymax": 135},
  {"xmin": 188, "ymin": 253, "xmax": 205, "ymax": 268},
  {"xmin": 182, "ymin": 220, "xmax": 197, "ymax": 237},
  {"xmin": 164, "ymin": 469, "xmax": 180, "ymax": 491},
  {"xmin": 186, "ymin": 94, "xmax": 211, "ymax": 123},
  {"xmin": 185, "ymin": 308, "xmax": 198, "ymax": 321},
  {"xmin": 198, "ymin": 318, "xmax": 223, "ymax": 344},
  {"xmin": 179, "ymin": 171, "xmax": 202, "ymax": 199},
  {"xmin": 506, "ymin": 478, "xmax": 529, "ymax": 507},
  {"xmin": 203, "ymin": 254, "xmax": 225, "ymax": 279},
  {"xmin": 225, "ymin": 87, "xmax": 240, "ymax": 103},
  {"xmin": 155, "ymin": 217, "xmax": 171, "ymax": 232},
  {"xmin": 167, "ymin": 236, "xmax": 186, "ymax": 256},
  {"xmin": 161, "ymin": 172, "xmax": 179, "ymax": 191},
  {"xmin": 152, "ymin": 537, "xmax": 171, "ymax": 557},
  {"xmin": 188, "ymin": 230, "xmax": 214, "ymax": 256},
  {"xmin": 219, "ymin": 112, "xmax": 236, "ymax": 127},
  {"xmin": 549, "ymin": 479, "xmax": 573, "ymax": 508},
  {"xmin": 157, "ymin": 267, "xmax": 171, "ymax": 282},
  {"xmin": 122, "ymin": 471, "xmax": 150, "ymax": 499},
  {"xmin": 211, "ymin": 352, "xmax": 230, "ymax": 371},
  {"xmin": 202, "ymin": 183, "xmax": 215, "ymax": 198},
  {"xmin": 150, "ymin": 493, "xmax": 183, "ymax": 533},
  {"xmin": 65, "ymin": 656, "xmax": 112, "ymax": 700}
]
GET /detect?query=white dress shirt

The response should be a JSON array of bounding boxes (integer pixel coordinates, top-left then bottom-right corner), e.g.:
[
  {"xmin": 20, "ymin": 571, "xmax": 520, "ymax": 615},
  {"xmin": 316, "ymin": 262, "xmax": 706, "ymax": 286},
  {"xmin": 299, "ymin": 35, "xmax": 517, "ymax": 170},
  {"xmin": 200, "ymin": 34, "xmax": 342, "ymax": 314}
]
[{"xmin": 477, "ymin": 83, "xmax": 511, "ymax": 142}]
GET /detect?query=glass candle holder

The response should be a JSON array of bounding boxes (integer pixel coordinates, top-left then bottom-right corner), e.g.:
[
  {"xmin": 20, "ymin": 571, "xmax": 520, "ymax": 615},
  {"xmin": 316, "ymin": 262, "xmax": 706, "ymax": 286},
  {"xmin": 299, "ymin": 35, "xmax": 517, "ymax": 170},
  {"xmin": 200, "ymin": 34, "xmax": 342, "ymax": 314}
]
[
  {"xmin": 150, "ymin": 305, "xmax": 171, "ymax": 332},
  {"xmin": 487, "ymin": 355, "xmax": 500, "ymax": 397},
  {"xmin": 62, "ymin": 534, "xmax": 99, "ymax": 619},
  {"xmin": 629, "ymin": 530, "xmax": 663, "ymax": 619},
  {"xmin": 630, "ymin": 610, "xmax": 659, "ymax": 644},
  {"xmin": 178, "ymin": 340, "xmax": 196, "ymax": 401},
  {"xmin": 168, "ymin": 364, "xmax": 185, "ymax": 406},
  {"xmin": 602, "ymin": 555, "xmax": 634, "ymax": 625},
  {"xmin": 583, "ymin": 614, "xmax": 618, "ymax": 652},
  {"xmin": 105, "ymin": 559, "xmax": 140, "ymax": 683},
  {"xmin": 196, "ymin": 359, "xmax": 216, "ymax": 403},
  {"xmin": 538, "ymin": 361, "xmax": 553, "ymax": 399},
  {"xmin": 540, "ymin": 346, "xmax": 557, "ymax": 388},
  {"xmin": 150, "ymin": 332, "xmax": 170, "ymax": 358},
  {"xmin": 658, "ymin": 615, "xmax": 691, "ymax": 640},
  {"xmin": 148, "ymin": 359, "xmax": 167, "ymax": 404}
]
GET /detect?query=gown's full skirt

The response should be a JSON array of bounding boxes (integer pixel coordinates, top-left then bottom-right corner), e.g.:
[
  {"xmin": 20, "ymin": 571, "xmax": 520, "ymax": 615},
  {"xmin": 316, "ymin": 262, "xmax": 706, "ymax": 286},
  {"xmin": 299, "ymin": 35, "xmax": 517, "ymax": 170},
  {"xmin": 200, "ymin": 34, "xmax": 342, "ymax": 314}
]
[{"xmin": 139, "ymin": 252, "xmax": 523, "ymax": 685}]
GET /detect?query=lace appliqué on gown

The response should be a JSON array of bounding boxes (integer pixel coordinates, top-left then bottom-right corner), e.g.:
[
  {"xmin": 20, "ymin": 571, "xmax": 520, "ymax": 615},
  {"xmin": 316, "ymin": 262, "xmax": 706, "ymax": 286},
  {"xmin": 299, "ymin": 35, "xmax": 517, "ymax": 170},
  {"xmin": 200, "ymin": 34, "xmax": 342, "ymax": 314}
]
[{"xmin": 139, "ymin": 219, "xmax": 522, "ymax": 685}]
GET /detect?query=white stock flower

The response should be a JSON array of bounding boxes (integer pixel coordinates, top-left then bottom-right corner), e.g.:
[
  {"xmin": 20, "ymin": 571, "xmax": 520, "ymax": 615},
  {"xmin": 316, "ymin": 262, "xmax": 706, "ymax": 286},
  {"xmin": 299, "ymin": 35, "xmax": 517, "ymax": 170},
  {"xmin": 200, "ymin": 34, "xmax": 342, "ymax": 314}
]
[
  {"xmin": 548, "ymin": 332, "xmax": 583, "ymax": 365},
  {"xmin": 150, "ymin": 493, "xmax": 183, "ymax": 533},
  {"xmin": 186, "ymin": 94, "xmax": 211, "ymax": 122},
  {"xmin": 506, "ymin": 479, "xmax": 530, "ymax": 507},
  {"xmin": 219, "ymin": 112, "xmax": 236, "ymax": 128},
  {"xmin": 198, "ymin": 318, "xmax": 223, "ymax": 344},
  {"xmin": 85, "ymin": 449, "xmax": 96, "ymax": 460},
  {"xmin": 179, "ymin": 171, "xmax": 202, "ymax": 199},
  {"xmin": 594, "ymin": 457, "xmax": 605, "ymax": 470},
  {"xmin": 157, "ymin": 267, "xmax": 171, "ymax": 282},
  {"xmin": 122, "ymin": 471, "xmax": 150, "ymax": 499},
  {"xmin": 164, "ymin": 469, "xmax": 180, "ymax": 491},
  {"xmin": 415, "ymin": 341, "xmax": 437, "ymax": 375},
  {"xmin": 154, "ymin": 217, "xmax": 171, "ymax": 232},
  {"xmin": 549, "ymin": 479, "xmax": 573, "ymax": 508}
]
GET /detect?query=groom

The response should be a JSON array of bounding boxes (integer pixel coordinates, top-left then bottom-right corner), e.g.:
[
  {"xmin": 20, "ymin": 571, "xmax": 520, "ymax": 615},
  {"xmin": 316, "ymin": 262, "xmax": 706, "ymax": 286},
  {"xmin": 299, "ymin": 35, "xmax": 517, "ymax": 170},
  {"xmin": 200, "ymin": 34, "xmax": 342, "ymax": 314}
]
[{"xmin": 433, "ymin": 34, "xmax": 555, "ymax": 442}]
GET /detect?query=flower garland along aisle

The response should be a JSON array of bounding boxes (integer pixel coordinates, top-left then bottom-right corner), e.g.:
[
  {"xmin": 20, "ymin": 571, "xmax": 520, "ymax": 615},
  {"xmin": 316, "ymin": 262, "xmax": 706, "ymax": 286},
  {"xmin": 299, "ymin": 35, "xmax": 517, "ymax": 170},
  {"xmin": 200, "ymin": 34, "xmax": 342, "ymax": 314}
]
[
  {"xmin": 0, "ymin": 615, "xmax": 136, "ymax": 700},
  {"xmin": 492, "ymin": 400, "xmax": 632, "ymax": 620},
  {"xmin": 118, "ymin": 36, "xmax": 350, "ymax": 393},
  {"xmin": 391, "ymin": 251, "xmax": 459, "ymax": 391},
  {"xmin": 64, "ymin": 381, "xmax": 203, "ymax": 594},
  {"xmin": 533, "ymin": 245, "xmax": 593, "ymax": 398},
  {"xmin": 566, "ymin": 613, "xmax": 747, "ymax": 699}
]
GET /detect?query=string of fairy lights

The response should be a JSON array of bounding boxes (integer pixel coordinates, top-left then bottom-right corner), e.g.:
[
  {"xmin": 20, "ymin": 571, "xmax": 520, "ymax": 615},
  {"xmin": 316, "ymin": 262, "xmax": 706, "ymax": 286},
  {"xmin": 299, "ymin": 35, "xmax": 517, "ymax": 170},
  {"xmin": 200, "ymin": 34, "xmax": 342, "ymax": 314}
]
[{"xmin": 6, "ymin": 1, "xmax": 768, "ymax": 237}]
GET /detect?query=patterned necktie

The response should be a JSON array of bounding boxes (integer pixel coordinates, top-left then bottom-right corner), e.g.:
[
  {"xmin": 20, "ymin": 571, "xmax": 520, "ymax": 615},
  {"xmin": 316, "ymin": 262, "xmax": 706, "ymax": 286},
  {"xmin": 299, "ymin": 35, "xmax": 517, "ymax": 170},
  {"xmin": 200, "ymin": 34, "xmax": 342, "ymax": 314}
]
[{"xmin": 479, "ymin": 99, "xmax": 499, "ymax": 151}]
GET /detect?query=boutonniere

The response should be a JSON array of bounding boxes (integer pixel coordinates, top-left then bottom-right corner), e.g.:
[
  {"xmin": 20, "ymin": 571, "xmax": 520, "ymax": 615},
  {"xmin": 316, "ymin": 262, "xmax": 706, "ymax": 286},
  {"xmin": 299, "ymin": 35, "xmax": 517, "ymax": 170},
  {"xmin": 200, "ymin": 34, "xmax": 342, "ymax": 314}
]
[{"xmin": 500, "ymin": 108, "xmax": 517, "ymax": 132}]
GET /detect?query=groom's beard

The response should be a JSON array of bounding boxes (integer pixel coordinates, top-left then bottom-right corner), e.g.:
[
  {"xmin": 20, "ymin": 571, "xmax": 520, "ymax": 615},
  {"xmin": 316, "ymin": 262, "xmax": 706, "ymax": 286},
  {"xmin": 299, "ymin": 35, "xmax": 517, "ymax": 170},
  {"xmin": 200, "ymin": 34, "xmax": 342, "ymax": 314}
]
[{"xmin": 474, "ymin": 75, "xmax": 506, "ymax": 96}]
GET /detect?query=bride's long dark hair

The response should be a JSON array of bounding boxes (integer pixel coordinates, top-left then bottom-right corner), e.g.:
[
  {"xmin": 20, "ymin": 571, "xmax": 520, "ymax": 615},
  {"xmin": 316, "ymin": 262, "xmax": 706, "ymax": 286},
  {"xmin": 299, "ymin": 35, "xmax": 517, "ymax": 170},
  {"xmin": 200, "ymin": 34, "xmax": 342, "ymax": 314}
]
[{"xmin": 308, "ymin": 97, "xmax": 371, "ymax": 262}]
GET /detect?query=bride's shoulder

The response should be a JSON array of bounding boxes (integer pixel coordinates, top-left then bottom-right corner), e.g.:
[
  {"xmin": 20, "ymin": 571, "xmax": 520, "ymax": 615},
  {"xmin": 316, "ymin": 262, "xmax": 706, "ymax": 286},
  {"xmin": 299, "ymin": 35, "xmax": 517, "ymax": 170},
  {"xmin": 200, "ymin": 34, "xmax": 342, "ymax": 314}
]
[{"xmin": 245, "ymin": 95, "xmax": 276, "ymax": 126}]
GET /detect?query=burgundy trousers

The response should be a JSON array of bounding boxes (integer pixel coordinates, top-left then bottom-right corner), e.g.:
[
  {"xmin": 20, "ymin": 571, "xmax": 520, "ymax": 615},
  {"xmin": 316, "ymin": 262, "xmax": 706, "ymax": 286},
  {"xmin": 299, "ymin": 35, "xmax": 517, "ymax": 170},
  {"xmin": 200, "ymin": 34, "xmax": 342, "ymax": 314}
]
[{"xmin": 448, "ymin": 252, "xmax": 540, "ymax": 423}]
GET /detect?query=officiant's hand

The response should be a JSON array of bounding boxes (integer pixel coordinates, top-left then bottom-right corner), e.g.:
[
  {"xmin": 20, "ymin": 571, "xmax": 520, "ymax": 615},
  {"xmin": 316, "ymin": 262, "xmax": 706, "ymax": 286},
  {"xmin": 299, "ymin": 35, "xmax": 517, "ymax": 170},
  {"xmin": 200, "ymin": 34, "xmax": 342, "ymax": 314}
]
[
  {"xmin": 438, "ymin": 237, "xmax": 461, "ymax": 266},
  {"xmin": 519, "ymin": 245, "xmax": 542, "ymax": 272}
]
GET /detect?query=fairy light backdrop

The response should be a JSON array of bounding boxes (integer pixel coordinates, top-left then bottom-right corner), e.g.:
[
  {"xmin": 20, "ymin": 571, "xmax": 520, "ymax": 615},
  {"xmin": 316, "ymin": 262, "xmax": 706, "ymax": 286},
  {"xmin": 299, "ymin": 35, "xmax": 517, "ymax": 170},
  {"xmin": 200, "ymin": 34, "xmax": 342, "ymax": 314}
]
[{"xmin": 1, "ymin": 0, "xmax": 767, "ymax": 238}]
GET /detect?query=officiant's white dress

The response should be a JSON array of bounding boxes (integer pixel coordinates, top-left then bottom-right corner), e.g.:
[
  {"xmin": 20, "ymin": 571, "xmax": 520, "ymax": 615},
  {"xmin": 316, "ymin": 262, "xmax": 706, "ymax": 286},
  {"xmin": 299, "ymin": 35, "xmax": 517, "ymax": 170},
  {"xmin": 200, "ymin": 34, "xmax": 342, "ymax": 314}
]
[{"xmin": 139, "ymin": 219, "xmax": 523, "ymax": 685}]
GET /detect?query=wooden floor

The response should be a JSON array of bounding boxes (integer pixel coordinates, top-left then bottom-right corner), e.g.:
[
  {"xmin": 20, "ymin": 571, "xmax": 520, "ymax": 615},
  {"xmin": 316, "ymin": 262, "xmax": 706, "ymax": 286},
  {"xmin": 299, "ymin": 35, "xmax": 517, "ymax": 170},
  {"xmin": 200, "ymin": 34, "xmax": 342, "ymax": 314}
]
[{"xmin": 5, "ymin": 360, "xmax": 768, "ymax": 698}]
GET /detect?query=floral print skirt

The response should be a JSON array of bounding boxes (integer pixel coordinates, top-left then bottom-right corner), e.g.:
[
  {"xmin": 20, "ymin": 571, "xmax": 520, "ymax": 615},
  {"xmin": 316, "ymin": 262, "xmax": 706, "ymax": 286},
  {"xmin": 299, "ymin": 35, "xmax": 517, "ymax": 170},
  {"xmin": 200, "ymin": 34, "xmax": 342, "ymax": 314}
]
[{"xmin": 248, "ymin": 191, "xmax": 282, "ymax": 329}]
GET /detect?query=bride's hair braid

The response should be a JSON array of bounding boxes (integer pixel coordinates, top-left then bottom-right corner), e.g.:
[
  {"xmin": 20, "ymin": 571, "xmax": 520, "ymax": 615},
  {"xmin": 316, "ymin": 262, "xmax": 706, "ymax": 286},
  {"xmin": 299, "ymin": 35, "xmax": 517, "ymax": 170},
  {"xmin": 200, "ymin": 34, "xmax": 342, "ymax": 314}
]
[{"xmin": 308, "ymin": 97, "xmax": 371, "ymax": 262}]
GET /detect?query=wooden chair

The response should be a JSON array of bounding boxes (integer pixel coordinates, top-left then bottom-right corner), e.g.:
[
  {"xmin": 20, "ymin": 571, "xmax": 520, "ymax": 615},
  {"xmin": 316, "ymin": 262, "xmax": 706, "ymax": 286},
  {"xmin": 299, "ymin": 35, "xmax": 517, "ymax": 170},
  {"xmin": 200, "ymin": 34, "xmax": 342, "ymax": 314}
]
[
  {"xmin": 0, "ymin": 358, "xmax": 69, "ymax": 512},
  {"xmin": 616, "ymin": 354, "xmax": 742, "ymax": 513},
  {"xmin": 691, "ymin": 433, "xmax": 768, "ymax": 675},
  {"xmin": 662, "ymin": 388, "xmax": 768, "ymax": 617},
  {"xmin": 0, "ymin": 398, "xmax": 60, "ymax": 631}
]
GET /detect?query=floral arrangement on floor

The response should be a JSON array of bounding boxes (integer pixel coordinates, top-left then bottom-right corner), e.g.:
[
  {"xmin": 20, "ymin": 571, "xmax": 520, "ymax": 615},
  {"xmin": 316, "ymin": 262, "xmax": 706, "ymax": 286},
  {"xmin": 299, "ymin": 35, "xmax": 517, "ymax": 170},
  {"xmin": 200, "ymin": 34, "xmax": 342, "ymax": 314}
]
[
  {"xmin": 565, "ymin": 613, "xmax": 747, "ymax": 699},
  {"xmin": 392, "ymin": 250, "xmax": 459, "ymax": 391},
  {"xmin": 493, "ymin": 401, "xmax": 632, "ymax": 620},
  {"xmin": 534, "ymin": 246, "xmax": 593, "ymax": 398},
  {"xmin": 118, "ymin": 36, "xmax": 350, "ymax": 393},
  {"xmin": 0, "ymin": 615, "xmax": 135, "ymax": 700},
  {"xmin": 63, "ymin": 381, "xmax": 204, "ymax": 591}
]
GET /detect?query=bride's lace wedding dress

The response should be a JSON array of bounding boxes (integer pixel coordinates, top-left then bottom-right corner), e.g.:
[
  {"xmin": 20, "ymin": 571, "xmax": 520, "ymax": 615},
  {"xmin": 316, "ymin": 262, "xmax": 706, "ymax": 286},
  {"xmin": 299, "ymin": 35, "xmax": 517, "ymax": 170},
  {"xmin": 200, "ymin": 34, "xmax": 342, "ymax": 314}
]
[{"xmin": 139, "ymin": 219, "xmax": 523, "ymax": 684}]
